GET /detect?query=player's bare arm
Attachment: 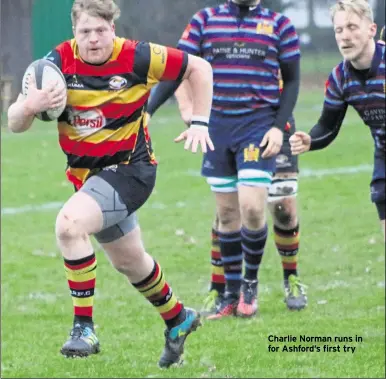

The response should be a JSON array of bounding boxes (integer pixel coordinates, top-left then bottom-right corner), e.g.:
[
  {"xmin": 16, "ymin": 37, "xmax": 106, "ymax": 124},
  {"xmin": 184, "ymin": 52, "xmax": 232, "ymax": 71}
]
[
  {"xmin": 174, "ymin": 54, "xmax": 214, "ymax": 153},
  {"xmin": 8, "ymin": 76, "xmax": 66, "ymax": 133},
  {"xmin": 175, "ymin": 80, "xmax": 193, "ymax": 126}
]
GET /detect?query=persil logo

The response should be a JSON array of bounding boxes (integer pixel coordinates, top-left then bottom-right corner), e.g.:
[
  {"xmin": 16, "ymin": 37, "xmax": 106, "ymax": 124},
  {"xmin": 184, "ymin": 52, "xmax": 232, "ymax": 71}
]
[
  {"xmin": 69, "ymin": 108, "xmax": 105, "ymax": 136},
  {"xmin": 109, "ymin": 75, "xmax": 127, "ymax": 90}
]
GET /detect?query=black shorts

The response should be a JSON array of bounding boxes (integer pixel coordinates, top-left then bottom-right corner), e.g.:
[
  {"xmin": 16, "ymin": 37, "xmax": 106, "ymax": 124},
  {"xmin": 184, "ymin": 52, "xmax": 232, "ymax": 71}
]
[
  {"xmin": 96, "ymin": 160, "xmax": 157, "ymax": 215},
  {"xmin": 275, "ymin": 118, "xmax": 298, "ymax": 175}
]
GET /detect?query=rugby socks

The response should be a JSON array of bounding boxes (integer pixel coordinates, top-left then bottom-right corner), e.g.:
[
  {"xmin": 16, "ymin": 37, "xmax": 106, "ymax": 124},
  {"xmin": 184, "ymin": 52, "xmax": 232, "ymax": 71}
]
[
  {"xmin": 132, "ymin": 260, "xmax": 186, "ymax": 329},
  {"xmin": 210, "ymin": 228, "xmax": 225, "ymax": 294},
  {"xmin": 274, "ymin": 224, "xmax": 300, "ymax": 281},
  {"xmin": 218, "ymin": 230, "xmax": 242, "ymax": 295},
  {"xmin": 64, "ymin": 253, "xmax": 97, "ymax": 325},
  {"xmin": 241, "ymin": 225, "xmax": 268, "ymax": 281}
]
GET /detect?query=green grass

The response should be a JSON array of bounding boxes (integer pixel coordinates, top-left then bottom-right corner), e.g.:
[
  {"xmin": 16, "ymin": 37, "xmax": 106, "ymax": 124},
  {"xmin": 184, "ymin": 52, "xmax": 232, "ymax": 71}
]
[{"xmin": 1, "ymin": 90, "xmax": 385, "ymax": 378}]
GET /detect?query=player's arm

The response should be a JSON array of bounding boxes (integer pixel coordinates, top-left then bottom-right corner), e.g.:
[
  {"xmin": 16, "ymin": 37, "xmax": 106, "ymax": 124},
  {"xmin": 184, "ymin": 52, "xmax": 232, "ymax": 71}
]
[
  {"xmin": 174, "ymin": 81, "xmax": 193, "ymax": 125},
  {"xmin": 7, "ymin": 50, "xmax": 65, "ymax": 133},
  {"xmin": 146, "ymin": 11, "xmax": 204, "ymax": 122},
  {"xmin": 290, "ymin": 71, "xmax": 348, "ymax": 155},
  {"xmin": 275, "ymin": 16, "xmax": 301, "ymax": 132},
  {"xmin": 144, "ymin": 41, "xmax": 213, "ymax": 152}
]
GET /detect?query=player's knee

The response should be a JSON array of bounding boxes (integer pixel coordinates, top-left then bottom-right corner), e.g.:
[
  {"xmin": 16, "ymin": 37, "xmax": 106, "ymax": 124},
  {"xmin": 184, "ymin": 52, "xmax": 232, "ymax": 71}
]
[
  {"xmin": 55, "ymin": 212, "xmax": 85, "ymax": 241},
  {"xmin": 272, "ymin": 198, "xmax": 298, "ymax": 228},
  {"xmin": 240, "ymin": 203, "xmax": 265, "ymax": 230},
  {"xmin": 217, "ymin": 204, "xmax": 239, "ymax": 228}
]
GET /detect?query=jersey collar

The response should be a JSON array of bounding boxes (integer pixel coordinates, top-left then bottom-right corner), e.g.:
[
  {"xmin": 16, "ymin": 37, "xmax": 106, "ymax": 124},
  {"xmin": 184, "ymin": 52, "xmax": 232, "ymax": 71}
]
[
  {"xmin": 346, "ymin": 42, "xmax": 383, "ymax": 79},
  {"xmin": 227, "ymin": 1, "xmax": 262, "ymax": 16}
]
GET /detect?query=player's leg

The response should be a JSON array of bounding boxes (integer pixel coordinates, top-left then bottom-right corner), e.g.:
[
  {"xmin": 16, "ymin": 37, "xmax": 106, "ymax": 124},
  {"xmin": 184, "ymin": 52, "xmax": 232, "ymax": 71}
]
[
  {"xmin": 268, "ymin": 130, "xmax": 307, "ymax": 310},
  {"xmin": 235, "ymin": 131, "xmax": 276, "ymax": 318},
  {"xmin": 370, "ymin": 151, "xmax": 385, "ymax": 241},
  {"xmin": 98, "ymin": 224, "xmax": 200, "ymax": 368},
  {"xmin": 56, "ymin": 181, "xmax": 108, "ymax": 357},
  {"xmin": 202, "ymin": 213, "xmax": 226, "ymax": 314},
  {"xmin": 94, "ymin": 162, "xmax": 199, "ymax": 367},
  {"xmin": 268, "ymin": 173, "xmax": 307, "ymax": 310},
  {"xmin": 202, "ymin": 126, "xmax": 243, "ymax": 320}
]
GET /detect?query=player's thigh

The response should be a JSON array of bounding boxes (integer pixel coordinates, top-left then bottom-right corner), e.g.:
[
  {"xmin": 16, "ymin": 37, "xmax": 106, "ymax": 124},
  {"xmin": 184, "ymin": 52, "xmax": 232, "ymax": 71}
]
[
  {"xmin": 235, "ymin": 131, "xmax": 275, "ymax": 225},
  {"xmin": 84, "ymin": 161, "xmax": 156, "ymax": 243},
  {"xmin": 202, "ymin": 131, "xmax": 238, "ymax": 193},
  {"xmin": 99, "ymin": 225, "xmax": 145, "ymax": 270},
  {"xmin": 56, "ymin": 191, "xmax": 104, "ymax": 236}
]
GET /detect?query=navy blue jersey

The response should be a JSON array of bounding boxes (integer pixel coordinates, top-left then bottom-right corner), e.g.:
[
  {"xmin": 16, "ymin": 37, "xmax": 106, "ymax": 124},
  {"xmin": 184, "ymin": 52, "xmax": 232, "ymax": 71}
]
[
  {"xmin": 177, "ymin": 1, "xmax": 300, "ymax": 116},
  {"xmin": 324, "ymin": 42, "xmax": 385, "ymax": 151}
]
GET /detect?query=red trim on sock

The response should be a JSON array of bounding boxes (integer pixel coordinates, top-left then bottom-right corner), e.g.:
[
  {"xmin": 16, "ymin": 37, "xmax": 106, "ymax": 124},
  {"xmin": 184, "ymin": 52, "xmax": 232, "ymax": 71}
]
[
  {"xmin": 68, "ymin": 279, "xmax": 96, "ymax": 290},
  {"xmin": 64, "ymin": 257, "xmax": 96, "ymax": 270},
  {"xmin": 283, "ymin": 262, "xmax": 297, "ymax": 270},
  {"xmin": 162, "ymin": 302, "xmax": 183, "ymax": 320},
  {"xmin": 211, "ymin": 250, "xmax": 221, "ymax": 260},
  {"xmin": 212, "ymin": 274, "xmax": 226, "ymax": 284},
  {"xmin": 74, "ymin": 306, "xmax": 93, "ymax": 317}
]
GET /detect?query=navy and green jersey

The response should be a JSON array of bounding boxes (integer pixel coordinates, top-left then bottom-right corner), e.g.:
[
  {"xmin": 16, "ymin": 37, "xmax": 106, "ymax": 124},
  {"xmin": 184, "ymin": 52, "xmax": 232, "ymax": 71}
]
[
  {"xmin": 177, "ymin": 1, "xmax": 300, "ymax": 116},
  {"xmin": 324, "ymin": 42, "xmax": 385, "ymax": 150}
]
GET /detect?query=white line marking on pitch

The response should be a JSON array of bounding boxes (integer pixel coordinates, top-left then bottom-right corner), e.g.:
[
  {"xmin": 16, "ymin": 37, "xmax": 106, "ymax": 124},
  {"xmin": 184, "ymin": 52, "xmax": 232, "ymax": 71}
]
[{"xmin": 1, "ymin": 164, "xmax": 372, "ymax": 216}]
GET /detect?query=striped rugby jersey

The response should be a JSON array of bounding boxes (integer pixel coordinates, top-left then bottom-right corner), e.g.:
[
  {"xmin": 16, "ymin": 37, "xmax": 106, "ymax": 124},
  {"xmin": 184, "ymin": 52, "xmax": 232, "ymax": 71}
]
[
  {"xmin": 177, "ymin": 1, "xmax": 300, "ymax": 116},
  {"xmin": 45, "ymin": 38, "xmax": 187, "ymax": 189},
  {"xmin": 324, "ymin": 42, "xmax": 385, "ymax": 150}
]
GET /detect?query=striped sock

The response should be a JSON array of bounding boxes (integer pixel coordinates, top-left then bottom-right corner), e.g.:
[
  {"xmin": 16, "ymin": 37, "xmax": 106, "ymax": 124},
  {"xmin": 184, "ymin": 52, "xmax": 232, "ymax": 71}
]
[
  {"xmin": 64, "ymin": 253, "xmax": 97, "ymax": 324},
  {"xmin": 218, "ymin": 230, "xmax": 242, "ymax": 294},
  {"xmin": 132, "ymin": 260, "xmax": 185, "ymax": 329},
  {"xmin": 210, "ymin": 228, "xmax": 225, "ymax": 294},
  {"xmin": 241, "ymin": 225, "xmax": 268, "ymax": 281},
  {"xmin": 274, "ymin": 224, "xmax": 300, "ymax": 281}
]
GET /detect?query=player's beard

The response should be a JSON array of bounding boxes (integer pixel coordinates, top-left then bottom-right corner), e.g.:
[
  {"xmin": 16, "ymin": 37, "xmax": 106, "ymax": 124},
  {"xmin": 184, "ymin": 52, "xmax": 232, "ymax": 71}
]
[{"xmin": 340, "ymin": 41, "xmax": 369, "ymax": 65}]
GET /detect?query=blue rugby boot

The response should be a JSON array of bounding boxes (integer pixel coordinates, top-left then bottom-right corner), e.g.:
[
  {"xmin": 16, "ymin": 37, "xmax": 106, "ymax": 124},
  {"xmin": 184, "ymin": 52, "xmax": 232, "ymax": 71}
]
[{"xmin": 158, "ymin": 308, "xmax": 201, "ymax": 368}]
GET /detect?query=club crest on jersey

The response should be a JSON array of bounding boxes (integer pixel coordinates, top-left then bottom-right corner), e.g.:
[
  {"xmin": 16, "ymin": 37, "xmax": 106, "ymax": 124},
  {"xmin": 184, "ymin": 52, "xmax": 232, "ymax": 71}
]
[
  {"xmin": 244, "ymin": 144, "xmax": 260, "ymax": 162},
  {"xmin": 256, "ymin": 21, "xmax": 274, "ymax": 35},
  {"xmin": 109, "ymin": 75, "xmax": 128, "ymax": 90}
]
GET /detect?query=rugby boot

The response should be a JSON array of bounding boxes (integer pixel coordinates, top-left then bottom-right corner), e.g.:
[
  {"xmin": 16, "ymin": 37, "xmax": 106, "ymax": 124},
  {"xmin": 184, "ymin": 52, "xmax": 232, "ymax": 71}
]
[
  {"xmin": 206, "ymin": 292, "xmax": 238, "ymax": 320},
  {"xmin": 236, "ymin": 279, "xmax": 258, "ymax": 318},
  {"xmin": 201, "ymin": 289, "xmax": 224, "ymax": 316},
  {"xmin": 158, "ymin": 307, "xmax": 201, "ymax": 368},
  {"xmin": 284, "ymin": 274, "xmax": 308, "ymax": 310},
  {"xmin": 60, "ymin": 322, "xmax": 100, "ymax": 358}
]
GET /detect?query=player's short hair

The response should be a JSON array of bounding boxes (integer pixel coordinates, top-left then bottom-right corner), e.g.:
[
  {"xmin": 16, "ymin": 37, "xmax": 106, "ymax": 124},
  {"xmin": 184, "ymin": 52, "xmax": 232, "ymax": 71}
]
[
  {"xmin": 330, "ymin": 0, "xmax": 374, "ymax": 23},
  {"xmin": 71, "ymin": 0, "xmax": 121, "ymax": 27}
]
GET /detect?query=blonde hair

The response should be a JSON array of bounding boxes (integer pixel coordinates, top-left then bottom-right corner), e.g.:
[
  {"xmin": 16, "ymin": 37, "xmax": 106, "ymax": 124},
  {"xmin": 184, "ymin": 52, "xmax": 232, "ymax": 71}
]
[
  {"xmin": 71, "ymin": 0, "xmax": 121, "ymax": 26},
  {"xmin": 330, "ymin": 0, "xmax": 374, "ymax": 23}
]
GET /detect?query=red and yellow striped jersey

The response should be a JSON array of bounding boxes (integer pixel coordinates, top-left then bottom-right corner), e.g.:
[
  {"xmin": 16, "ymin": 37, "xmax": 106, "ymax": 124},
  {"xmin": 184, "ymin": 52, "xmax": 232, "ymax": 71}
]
[{"xmin": 46, "ymin": 37, "xmax": 187, "ymax": 189}]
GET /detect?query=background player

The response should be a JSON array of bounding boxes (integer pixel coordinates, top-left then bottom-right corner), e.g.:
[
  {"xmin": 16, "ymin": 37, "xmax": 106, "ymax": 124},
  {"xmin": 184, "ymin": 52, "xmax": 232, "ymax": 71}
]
[
  {"xmin": 290, "ymin": 0, "xmax": 385, "ymax": 239},
  {"xmin": 147, "ymin": 0, "xmax": 306, "ymax": 319},
  {"xmin": 7, "ymin": 0, "xmax": 214, "ymax": 368}
]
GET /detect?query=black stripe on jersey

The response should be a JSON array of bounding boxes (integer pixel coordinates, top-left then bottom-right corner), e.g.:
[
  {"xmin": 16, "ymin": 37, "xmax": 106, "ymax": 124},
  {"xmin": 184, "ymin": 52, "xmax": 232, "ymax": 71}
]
[
  {"xmin": 64, "ymin": 73, "xmax": 146, "ymax": 91},
  {"xmin": 133, "ymin": 42, "xmax": 151, "ymax": 84},
  {"xmin": 59, "ymin": 107, "xmax": 143, "ymax": 130},
  {"xmin": 67, "ymin": 150, "xmax": 132, "ymax": 169},
  {"xmin": 177, "ymin": 52, "xmax": 188, "ymax": 81}
]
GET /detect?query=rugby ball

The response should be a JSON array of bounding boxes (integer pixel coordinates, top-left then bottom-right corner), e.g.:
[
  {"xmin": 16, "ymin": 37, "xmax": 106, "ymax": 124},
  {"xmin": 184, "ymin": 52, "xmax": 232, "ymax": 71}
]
[{"xmin": 22, "ymin": 59, "xmax": 67, "ymax": 121}]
